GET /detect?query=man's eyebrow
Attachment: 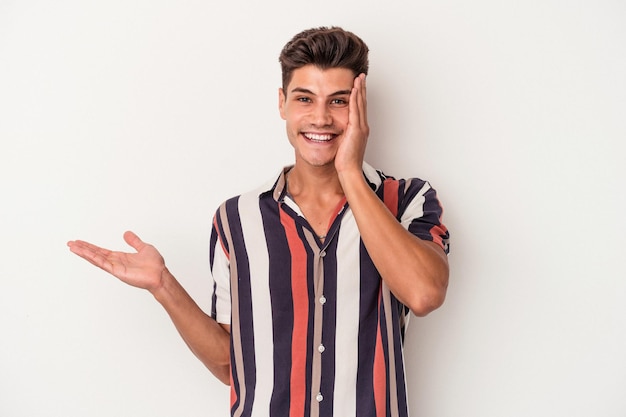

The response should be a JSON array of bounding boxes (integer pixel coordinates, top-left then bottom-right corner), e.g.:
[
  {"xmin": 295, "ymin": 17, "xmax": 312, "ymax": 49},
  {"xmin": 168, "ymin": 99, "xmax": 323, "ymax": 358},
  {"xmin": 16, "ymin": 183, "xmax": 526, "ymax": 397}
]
[
  {"xmin": 330, "ymin": 89, "xmax": 352, "ymax": 96},
  {"xmin": 290, "ymin": 87, "xmax": 314, "ymax": 95},
  {"xmin": 289, "ymin": 87, "xmax": 352, "ymax": 96}
]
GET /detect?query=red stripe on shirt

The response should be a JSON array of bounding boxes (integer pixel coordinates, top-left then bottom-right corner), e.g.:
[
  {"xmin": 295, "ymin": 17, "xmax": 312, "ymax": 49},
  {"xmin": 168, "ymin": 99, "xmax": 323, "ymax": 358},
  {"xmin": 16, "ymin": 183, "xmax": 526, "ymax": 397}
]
[
  {"xmin": 327, "ymin": 197, "xmax": 347, "ymax": 230},
  {"xmin": 383, "ymin": 179, "xmax": 399, "ymax": 217},
  {"xmin": 373, "ymin": 288, "xmax": 387, "ymax": 417},
  {"xmin": 280, "ymin": 208, "xmax": 309, "ymax": 417},
  {"xmin": 429, "ymin": 223, "xmax": 448, "ymax": 250},
  {"xmin": 230, "ymin": 365, "xmax": 237, "ymax": 409},
  {"xmin": 213, "ymin": 216, "xmax": 230, "ymax": 261}
]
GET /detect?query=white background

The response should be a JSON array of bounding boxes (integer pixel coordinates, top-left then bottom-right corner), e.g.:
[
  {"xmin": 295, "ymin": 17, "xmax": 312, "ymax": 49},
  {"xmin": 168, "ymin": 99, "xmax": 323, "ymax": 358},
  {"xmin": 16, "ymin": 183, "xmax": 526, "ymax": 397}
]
[{"xmin": 1, "ymin": 1, "xmax": 625, "ymax": 416}]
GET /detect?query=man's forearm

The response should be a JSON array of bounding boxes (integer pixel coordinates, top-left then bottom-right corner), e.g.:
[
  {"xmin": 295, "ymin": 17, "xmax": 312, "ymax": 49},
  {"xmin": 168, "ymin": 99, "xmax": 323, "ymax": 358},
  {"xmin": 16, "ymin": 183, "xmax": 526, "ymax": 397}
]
[
  {"xmin": 151, "ymin": 269, "xmax": 231, "ymax": 384},
  {"xmin": 338, "ymin": 168, "xmax": 449, "ymax": 316}
]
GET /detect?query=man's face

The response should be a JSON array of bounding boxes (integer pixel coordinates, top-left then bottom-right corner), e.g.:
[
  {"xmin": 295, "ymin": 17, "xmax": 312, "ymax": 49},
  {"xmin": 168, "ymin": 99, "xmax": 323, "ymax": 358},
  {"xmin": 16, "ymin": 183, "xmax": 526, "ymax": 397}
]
[{"xmin": 279, "ymin": 65, "xmax": 355, "ymax": 169}]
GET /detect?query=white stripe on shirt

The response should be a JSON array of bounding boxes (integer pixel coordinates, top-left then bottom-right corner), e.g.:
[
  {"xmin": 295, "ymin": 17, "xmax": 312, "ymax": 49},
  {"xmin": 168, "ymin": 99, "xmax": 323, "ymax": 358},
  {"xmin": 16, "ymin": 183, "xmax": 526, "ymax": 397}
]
[
  {"xmin": 333, "ymin": 211, "xmax": 361, "ymax": 417},
  {"xmin": 238, "ymin": 191, "xmax": 274, "ymax": 417}
]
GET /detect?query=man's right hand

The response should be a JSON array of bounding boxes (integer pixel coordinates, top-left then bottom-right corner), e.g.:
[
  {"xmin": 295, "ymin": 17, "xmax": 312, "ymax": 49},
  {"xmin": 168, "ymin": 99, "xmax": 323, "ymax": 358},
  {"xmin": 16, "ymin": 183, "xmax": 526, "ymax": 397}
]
[
  {"xmin": 67, "ymin": 231, "xmax": 167, "ymax": 293},
  {"xmin": 68, "ymin": 230, "xmax": 232, "ymax": 384}
]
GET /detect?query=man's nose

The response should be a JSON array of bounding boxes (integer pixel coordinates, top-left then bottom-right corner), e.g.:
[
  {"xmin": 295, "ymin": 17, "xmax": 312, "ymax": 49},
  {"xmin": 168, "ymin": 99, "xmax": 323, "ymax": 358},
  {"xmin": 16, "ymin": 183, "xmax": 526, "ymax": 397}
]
[{"xmin": 310, "ymin": 103, "xmax": 332, "ymax": 126}]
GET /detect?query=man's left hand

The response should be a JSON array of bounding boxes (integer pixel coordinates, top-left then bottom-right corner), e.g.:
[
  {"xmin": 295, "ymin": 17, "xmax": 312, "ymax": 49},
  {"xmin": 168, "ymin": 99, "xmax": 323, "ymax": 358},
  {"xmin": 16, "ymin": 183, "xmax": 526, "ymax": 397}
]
[{"xmin": 335, "ymin": 73, "xmax": 369, "ymax": 175}]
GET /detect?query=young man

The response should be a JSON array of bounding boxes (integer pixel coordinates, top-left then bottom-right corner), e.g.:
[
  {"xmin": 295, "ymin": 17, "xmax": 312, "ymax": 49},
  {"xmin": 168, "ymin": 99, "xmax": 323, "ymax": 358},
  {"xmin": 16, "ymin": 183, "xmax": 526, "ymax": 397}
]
[{"xmin": 68, "ymin": 27, "xmax": 450, "ymax": 417}]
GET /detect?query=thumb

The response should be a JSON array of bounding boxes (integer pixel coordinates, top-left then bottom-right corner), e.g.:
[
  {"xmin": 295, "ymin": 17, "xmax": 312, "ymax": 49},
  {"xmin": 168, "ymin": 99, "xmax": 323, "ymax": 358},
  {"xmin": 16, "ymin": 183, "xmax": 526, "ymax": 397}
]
[{"xmin": 123, "ymin": 230, "xmax": 146, "ymax": 252}]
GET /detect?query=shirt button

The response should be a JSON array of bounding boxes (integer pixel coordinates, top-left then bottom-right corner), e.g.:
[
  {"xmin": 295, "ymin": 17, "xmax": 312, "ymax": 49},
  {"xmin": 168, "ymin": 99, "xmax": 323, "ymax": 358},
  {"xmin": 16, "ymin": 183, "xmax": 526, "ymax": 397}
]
[
  {"xmin": 318, "ymin": 344, "xmax": 325, "ymax": 353},
  {"xmin": 316, "ymin": 393, "xmax": 323, "ymax": 402},
  {"xmin": 319, "ymin": 295, "xmax": 327, "ymax": 305},
  {"xmin": 319, "ymin": 250, "xmax": 326, "ymax": 257}
]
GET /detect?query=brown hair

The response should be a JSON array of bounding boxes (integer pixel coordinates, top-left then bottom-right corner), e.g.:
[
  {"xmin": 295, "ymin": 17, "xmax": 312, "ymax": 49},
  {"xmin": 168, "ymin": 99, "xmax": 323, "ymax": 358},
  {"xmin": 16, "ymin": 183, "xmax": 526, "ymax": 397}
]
[{"xmin": 279, "ymin": 26, "xmax": 369, "ymax": 91}]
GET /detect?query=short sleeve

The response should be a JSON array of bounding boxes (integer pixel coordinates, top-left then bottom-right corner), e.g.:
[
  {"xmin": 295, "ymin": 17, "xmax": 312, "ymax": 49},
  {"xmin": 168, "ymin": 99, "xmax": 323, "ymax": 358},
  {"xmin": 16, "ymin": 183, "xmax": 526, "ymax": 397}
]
[
  {"xmin": 384, "ymin": 177, "xmax": 450, "ymax": 254},
  {"xmin": 209, "ymin": 211, "xmax": 232, "ymax": 325}
]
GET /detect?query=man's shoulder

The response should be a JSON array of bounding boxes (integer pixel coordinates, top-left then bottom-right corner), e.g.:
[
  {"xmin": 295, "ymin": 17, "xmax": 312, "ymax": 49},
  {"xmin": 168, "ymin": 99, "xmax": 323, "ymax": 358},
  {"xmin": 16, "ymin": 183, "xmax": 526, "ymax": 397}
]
[
  {"xmin": 213, "ymin": 168, "xmax": 284, "ymax": 211},
  {"xmin": 363, "ymin": 162, "xmax": 431, "ymax": 190}
]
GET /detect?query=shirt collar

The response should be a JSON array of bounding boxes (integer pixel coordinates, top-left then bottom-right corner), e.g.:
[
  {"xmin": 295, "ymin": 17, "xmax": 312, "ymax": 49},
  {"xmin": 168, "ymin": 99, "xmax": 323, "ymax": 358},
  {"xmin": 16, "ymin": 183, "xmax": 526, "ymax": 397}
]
[{"xmin": 258, "ymin": 162, "xmax": 383, "ymax": 202}]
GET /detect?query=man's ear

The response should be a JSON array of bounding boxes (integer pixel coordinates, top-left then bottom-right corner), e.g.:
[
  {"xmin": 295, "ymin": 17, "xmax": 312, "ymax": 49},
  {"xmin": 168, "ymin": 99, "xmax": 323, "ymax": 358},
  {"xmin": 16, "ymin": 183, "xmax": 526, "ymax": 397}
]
[{"xmin": 278, "ymin": 87, "xmax": 286, "ymax": 120}]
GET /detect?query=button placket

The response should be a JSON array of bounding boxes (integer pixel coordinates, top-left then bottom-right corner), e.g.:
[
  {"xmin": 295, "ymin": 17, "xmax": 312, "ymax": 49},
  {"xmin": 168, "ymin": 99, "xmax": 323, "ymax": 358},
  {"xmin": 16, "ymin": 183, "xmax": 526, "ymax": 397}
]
[{"xmin": 317, "ymin": 257, "xmax": 326, "ymax": 354}]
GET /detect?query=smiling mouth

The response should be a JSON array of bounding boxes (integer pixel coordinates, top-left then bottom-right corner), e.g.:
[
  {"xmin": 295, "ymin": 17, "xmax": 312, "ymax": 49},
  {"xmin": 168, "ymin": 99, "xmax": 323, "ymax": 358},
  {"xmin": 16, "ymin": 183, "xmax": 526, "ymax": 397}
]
[{"xmin": 303, "ymin": 132, "xmax": 336, "ymax": 143}]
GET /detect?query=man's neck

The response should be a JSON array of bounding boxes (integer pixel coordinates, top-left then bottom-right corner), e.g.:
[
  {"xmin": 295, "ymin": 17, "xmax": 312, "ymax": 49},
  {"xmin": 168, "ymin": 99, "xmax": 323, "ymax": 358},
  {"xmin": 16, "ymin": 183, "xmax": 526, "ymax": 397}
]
[
  {"xmin": 287, "ymin": 163, "xmax": 344, "ymax": 200},
  {"xmin": 285, "ymin": 163, "xmax": 349, "ymax": 241}
]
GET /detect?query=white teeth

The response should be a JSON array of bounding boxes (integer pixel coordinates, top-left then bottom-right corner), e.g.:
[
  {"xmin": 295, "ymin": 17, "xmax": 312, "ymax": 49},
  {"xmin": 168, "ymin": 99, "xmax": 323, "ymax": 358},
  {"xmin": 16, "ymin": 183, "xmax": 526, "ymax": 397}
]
[{"xmin": 305, "ymin": 133, "xmax": 333, "ymax": 141}]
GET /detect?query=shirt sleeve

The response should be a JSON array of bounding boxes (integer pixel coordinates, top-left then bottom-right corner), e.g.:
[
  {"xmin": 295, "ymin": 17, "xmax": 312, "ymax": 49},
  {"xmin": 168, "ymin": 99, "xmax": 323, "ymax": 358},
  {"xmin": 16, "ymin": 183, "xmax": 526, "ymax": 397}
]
[
  {"xmin": 394, "ymin": 178, "xmax": 450, "ymax": 254},
  {"xmin": 209, "ymin": 211, "xmax": 232, "ymax": 325}
]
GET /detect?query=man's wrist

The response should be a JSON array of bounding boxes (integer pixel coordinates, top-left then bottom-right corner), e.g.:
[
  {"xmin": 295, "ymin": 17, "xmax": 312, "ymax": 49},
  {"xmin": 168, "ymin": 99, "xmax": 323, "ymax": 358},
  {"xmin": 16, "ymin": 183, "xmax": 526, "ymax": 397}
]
[
  {"xmin": 337, "ymin": 165, "xmax": 368, "ymax": 195},
  {"xmin": 150, "ymin": 267, "xmax": 173, "ymax": 302}
]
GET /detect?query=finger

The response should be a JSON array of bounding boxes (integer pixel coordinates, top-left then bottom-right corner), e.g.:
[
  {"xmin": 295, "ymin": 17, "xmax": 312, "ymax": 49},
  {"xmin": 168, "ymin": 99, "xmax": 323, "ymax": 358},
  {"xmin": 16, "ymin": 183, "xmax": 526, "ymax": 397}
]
[
  {"xmin": 357, "ymin": 74, "xmax": 368, "ymax": 131},
  {"xmin": 349, "ymin": 77, "xmax": 361, "ymax": 128},
  {"xmin": 123, "ymin": 230, "xmax": 146, "ymax": 252},
  {"xmin": 68, "ymin": 240, "xmax": 112, "ymax": 258},
  {"xmin": 361, "ymin": 75, "xmax": 368, "ymax": 129},
  {"xmin": 68, "ymin": 240, "xmax": 115, "ymax": 272}
]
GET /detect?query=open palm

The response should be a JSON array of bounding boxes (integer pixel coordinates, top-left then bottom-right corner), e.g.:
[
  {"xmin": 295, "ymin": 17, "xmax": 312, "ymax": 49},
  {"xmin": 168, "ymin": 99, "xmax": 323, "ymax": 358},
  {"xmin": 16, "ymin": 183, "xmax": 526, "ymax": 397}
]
[{"xmin": 68, "ymin": 231, "xmax": 166, "ymax": 292}]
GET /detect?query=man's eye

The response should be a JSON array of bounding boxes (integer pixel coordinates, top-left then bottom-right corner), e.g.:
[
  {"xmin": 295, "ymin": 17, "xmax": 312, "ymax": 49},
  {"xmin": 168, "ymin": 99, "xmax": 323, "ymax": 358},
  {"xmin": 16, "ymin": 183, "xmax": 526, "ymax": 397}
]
[
  {"xmin": 297, "ymin": 97, "xmax": 312, "ymax": 103},
  {"xmin": 331, "ymin": 99, "xmax": 347, "ymax": 105}
]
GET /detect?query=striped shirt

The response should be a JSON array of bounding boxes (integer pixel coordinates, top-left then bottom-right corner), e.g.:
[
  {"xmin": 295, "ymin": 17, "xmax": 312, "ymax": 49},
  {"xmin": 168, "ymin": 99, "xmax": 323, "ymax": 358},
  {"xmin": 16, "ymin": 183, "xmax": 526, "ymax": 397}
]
[{"xmin": 209, "ymin": 163, "xmax": 450, "ymax": 417}]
